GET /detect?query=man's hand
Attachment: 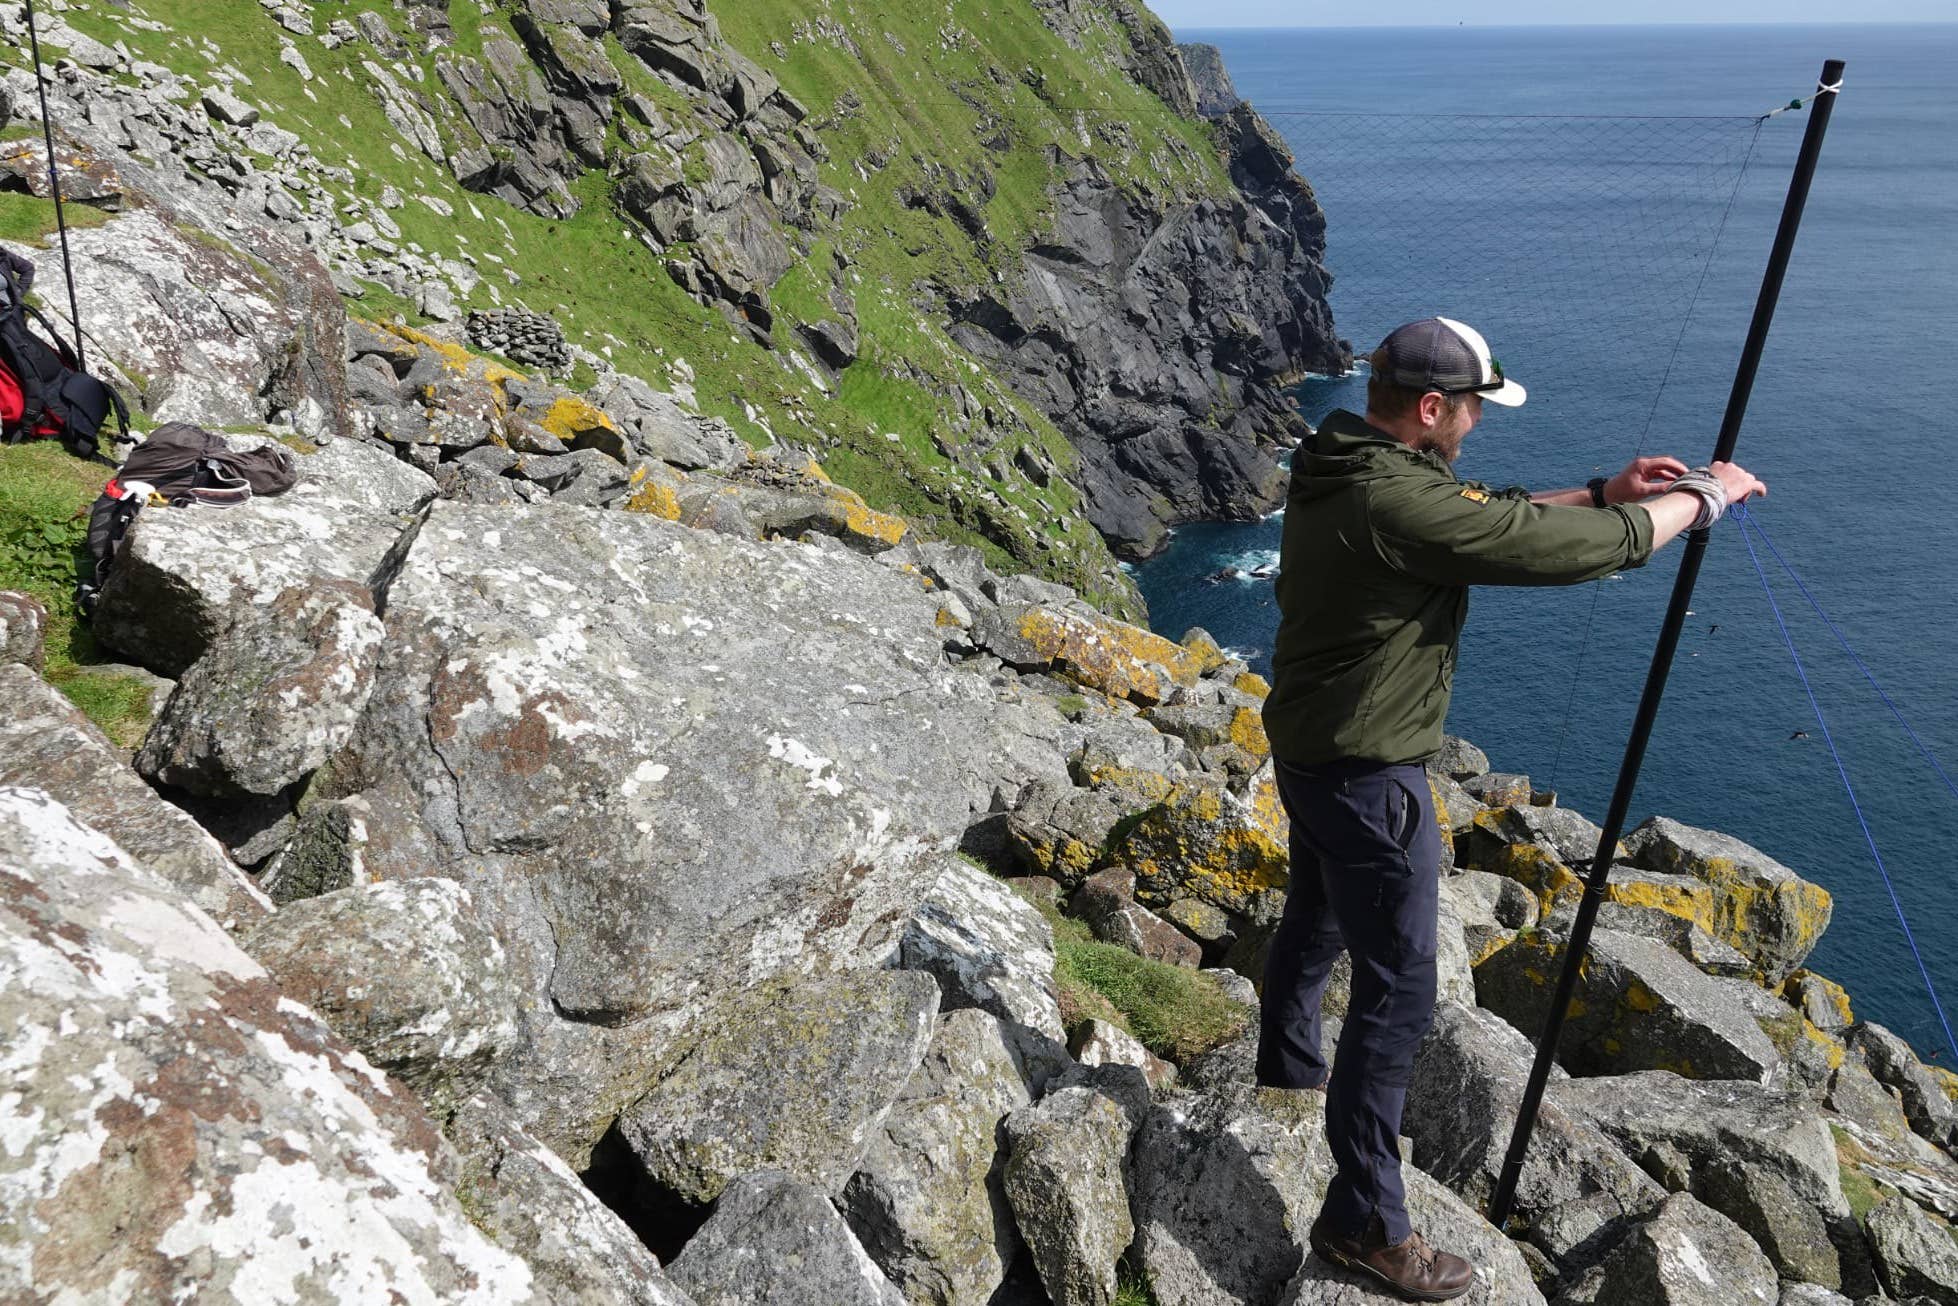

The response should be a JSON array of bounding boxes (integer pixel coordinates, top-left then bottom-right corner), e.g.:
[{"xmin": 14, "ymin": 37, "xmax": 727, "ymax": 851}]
[{"xmin": 1604, "ymin": 456, "xmax": 1689, "ymax": 504}]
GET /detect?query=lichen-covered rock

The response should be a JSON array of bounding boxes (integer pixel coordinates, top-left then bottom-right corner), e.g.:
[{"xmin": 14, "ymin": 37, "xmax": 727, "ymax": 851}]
[
  {"xmin": 1474, "ymin": 927, "xmax": 1781, "ymax": 1082},
  {"xmin": 1121, "ymin": 767, "xmax": 1289, "ymax": 922},
  {"xmin": 1473, "ymin": 801, "xmax": 1619, "ymax": 869},
  {"xmin": 0, "ymin": 590, "xmax": 46, "ymax": 669},
  {"xmin": 1073, "ymin": 866, "xmax": 1202, "ymax": 968},
  {"xmin": 445, "ymin": 1092, "xmax": 698, "ymax": 1305},
  {"xmin": 1552, "ymin": 1192, "xmax": 1778, "ymax": 1306},
  {"xmin": 899, "ymin": 857, "xmax": 1066, "ymax": 1043},
  {"xmin": 1403, "ymin": 1002, "xmax": 1661, "ymax": 1257},
  {"xmin": 1851, "ymin": 1023, "xmax": 1958, "ymax": 1152},
  {"xmin": 242, "ymin": 878, "xmax": 522, "ymax": 1118},
  {"xmin": 93, "ymin": 437, "xmax": 435, "ymax": 677},
  {"xmin": 667, "ymin": 1171, "xmax": 906, "ymax": 1306},
  {"xmin": 1481, "ymin": 843, "xmax": 1585, "ymax": 918},
  {"xmin": 619, "ymin": 969, "xmax": 939, "ymax": 1204},
  {"xmin": 1001, "ymin": 1086, "xmax": 1135, "ymax": 1306},
  {"xmin": 0, "ymin": 663, "xmax": 267, "ymax": 929},
  {"xmin": 1463, "ymin": 771, "xmax": 1532, "ymax": 807},
  {"xmin": 841, "ymin": 1010, "xmax": 1030, "ymax": 1306},
  {"xmin": 972, "ymin": 600, "xmax": 1201, "ymax": 704},
  {"xmin": 1864, "ymin": 1195, "xmax": 1958, "ymax": 1303},
  {"xmin": 1623, "ymin": 816, "xmax": 1833, "ymax": 983},
  {"xmin": 135, "ymin": 578, "xmax": 383, "ymax": 796},
  {"xmin": 0, "ymin": 787, "xmax": 540, "ymax": 1304},
  {"xmin": 332, "ymin": 500, "xmax": 1075, "ymax": 1153},
  {"xmin": 1446, "ymin": 870, "xmax": 1534, "ymax": 965},
  {"xmin": 1004, "ymin": 780, "xmax": 1135, "ymax": 887},
  {"xmin": 1788, "ymin": 970, "xmax": 1855, "ymax": 1033},
  {"xmin": 1132, "ymin": 1085, "xmax": 1543, "ymax": 1306},
  {"xmin": 1552, "ymin": 1072, "xmax": 1848, "ymax": 1223}
]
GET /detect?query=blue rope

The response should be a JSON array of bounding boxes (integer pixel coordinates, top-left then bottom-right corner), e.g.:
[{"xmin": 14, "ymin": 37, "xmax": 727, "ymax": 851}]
[
  {"xmin": 1736, "ymin": 507, "xmax": 1958, "ymax": 808},
  {"xmin": 1729, "ymin": 504, "xmax": 1958, "ymax": 1061}
]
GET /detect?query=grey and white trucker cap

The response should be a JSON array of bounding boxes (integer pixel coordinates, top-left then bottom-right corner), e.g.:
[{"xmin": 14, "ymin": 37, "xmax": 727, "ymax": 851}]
[{"xmin": 1376, "ymin": 317, "xmax": 1527, "ymax": 407}]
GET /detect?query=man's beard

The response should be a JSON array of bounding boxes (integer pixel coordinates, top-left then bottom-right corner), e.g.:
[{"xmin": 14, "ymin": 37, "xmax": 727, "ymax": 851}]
[{"xmin": 1418, "ymin": 428, "xmax": 1465, "ymax": 462}]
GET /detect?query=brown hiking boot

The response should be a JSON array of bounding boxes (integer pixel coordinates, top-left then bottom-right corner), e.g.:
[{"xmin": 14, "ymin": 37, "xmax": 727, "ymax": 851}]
[{"xmin": 1308, "ymin": 1213, "xmax": 1475, "ymax": 1302}]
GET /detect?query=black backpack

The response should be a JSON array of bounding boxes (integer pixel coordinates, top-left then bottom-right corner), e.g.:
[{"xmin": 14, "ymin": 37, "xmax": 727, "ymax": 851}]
[{"xmin": 0, "ymin": 247, "xmax": 127, "ymax": 460}]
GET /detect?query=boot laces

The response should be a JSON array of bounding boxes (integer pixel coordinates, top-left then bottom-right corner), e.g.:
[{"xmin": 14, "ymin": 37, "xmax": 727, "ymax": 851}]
[{"xmin": 1398, "ymin": 1230, "xmax": 1439, "ymax": 1272}]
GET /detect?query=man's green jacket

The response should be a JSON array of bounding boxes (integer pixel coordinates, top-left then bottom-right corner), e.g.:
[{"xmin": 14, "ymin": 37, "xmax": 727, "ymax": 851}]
[{"xmin": 1262, "ymin": 409, "xmax": 1657, "ymax": 767}]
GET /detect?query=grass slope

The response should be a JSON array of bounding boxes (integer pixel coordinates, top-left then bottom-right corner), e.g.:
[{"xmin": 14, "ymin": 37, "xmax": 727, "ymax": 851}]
[{"xmin": 13, "ymin": 0, "xmax": 1241, "ymax": 617}]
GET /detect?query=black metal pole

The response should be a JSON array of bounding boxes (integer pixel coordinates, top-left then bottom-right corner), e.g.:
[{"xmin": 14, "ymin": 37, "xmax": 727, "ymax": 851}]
[
  {"xmin": 23, "ymin": 0, "xmax": 87, "ymax": 371},
  {"xmin": 1487, "ymin": 58, "xmax": 1845, "ymax": 1230}
]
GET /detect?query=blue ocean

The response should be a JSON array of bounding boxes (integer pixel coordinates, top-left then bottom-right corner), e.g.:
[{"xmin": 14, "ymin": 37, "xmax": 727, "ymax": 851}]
[{"xmin": 1141, "ymin": 25, "xmax": 1958, "ymax": 1055}]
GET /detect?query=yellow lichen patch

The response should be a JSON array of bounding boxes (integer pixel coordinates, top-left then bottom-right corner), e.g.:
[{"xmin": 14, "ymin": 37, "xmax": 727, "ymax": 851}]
[
  {"xmin": 1181, "ymin": 628, "xmax": 1229, "ymax": 674},
  {"xmin": 1120, "ymin": 778, "xmax": 1289, "ymax": 917},
  {"xmin": 801, "ymin": 459, "xmax": 833, "ymax": 484},
  {"xmin": 381, "ymin": 321, "xmax": 525, "ymax": 387},
  {"xmin": 832, "ymin": 491, "xmax": 909, "ymax": 548},
  {"xmin": 1604, "ymin": 877, "xmax": 1716, "ymax": 934},
  {"xmin": 539, "ymin": 394, "xmax": 620, "ymax": 443},
  {"xmin": 1428, "ymin": 774, "xmax": 1456, "ymax": 850},
  {"xmin": 933, "ymin": 603, "xmax": 966, "ymax": 629},
  {"xmin": 1468, "ymin": 933, "xmax": 1512, "ymax": 967},
  {"xmin": 1016, "ymin": 828, "xmax": 1098, "ymax": 884},
  {"xmin": 624, "ymin": 481, "xmax": 682, "ymax": 520},
  {"xmin": 1012, "ymin": 607, "xmax": 1202, "ymax": 705},
  {"xmin": 1233, "ymin": 671, "xmax": 1272, "ymax": 698},
  {"xmin": 1226, "ymin": 707, "xmax": 1270, "ymax": 761},
  {"xmin": 1802, "ymin": 1018, "xmax": 1848, "ymax": 1072},
  {"xmin": 1489, "ymin": 844, "xmax": 1583, "ymax": 918},
  {"xmin": 1786, "ymin": 969, "xmax": 1855, "ymax": 1028},
  {"xmin": 1079, "ymin": 762, "xmax": 1178, "ymax": 805},
  {"xmin": 1621, "ymin": 980, "xmax": 1661, "ymax": 1014}
]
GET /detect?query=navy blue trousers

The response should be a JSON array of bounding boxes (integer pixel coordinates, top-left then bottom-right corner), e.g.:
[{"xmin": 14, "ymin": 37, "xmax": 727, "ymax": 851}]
[{"xmin": 1255, "ymin": 757, "xmax": 1441, "ymax": 1244}]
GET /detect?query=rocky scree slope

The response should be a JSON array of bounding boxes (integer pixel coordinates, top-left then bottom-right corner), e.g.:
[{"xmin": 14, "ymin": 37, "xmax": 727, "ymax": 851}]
[
  {"xmin": 0, "ymin": 215, "xmax": 1951, "ymax": 1306},
  {"xmin": 3, "ymin": 0, "xmax": 1340, "ymax": 604},
  {"xmin": 4, "ymin": 307, "xmax": 1957, "ymax": 1300}
]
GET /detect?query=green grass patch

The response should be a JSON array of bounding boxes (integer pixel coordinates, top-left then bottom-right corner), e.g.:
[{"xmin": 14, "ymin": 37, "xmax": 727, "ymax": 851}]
[
  {"xmin": 1057, "ymin": 938, "xmax": 1250, "ymax": 1064},
  {"xmin": 0, "ymin": 442, "xmax": 156, "ymax": 745},
  {"xmin": 0, "ymin": 193, "xmax": 114, "ymax": 244}
]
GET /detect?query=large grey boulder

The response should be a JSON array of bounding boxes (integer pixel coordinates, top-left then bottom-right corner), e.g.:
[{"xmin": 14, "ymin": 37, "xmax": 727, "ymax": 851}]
[
  {"xmin": 93, "ymin": 438, "xmax": 435, "ymax": 677},
  {"xmin": 1131, "ymin": 1085, "xmax": 1544, "ymax": 1306},
  {"xmin": 1864, "ymin": 1195, "xmax": 1958, "ymax": 1303},
  {"xmin": 841, "ymin": 1009, "xmax": 1031, "ymax": 1306},
  {"xmin": 618, "ymin": 970, "xmax": 939, "ymax": 1204},
  {"xmin": 1622, "ymin": 816, "xmax": 1832, "ymax": 982},
  {"xmin": 17, "ymin": 207, "xmax": 349, "ymax": 440},
  {"xmin": 445, "ymin": 1092, "xmax": 698, "ymax": 1305},
  {"xmin": 1475, "ymin": 927, "xmax": 1780, "ymax": 1082},
  {"xmin": 0, "ymin": 663, "xmax": 267, "ymax": 929},
  {"xmin": 666, "ymin": 1171, "xmax": 906, "ymax": 1306},
  {"xmin": 1552, "ymin": 1192, "xmax": 1778, "ymax": 1306},
  {"xmin": 1403, "ymin": 1002, "xmax": 1661, "ymax": 1260},
  {"xmin": 328, "ymin": 501, "xmax": 1073, "ymax": 1153},
  {"xmin": 1697, "ymin": 1159, "xmax": 1842, "ymax": 1289},
  {"xmin": 1002, "ymin": 1086, "xmax": 1136, "ymax": 1306},
  {"xmin": 242, "ymin": 877, "xmax": 522, "ymax": 1118},
  {"xmin": 0, "ymin": 787, "xmax": 541, "ymax": 1303},
  {"xmin": 135, "ymin": 578, "xmax": 384, "ymax": 795},
  {"xmin": 1553, "ymin": 1072, "xmax": 1848, "ymax": 1223},
  {"xmin": 898, "ymin": 857, "xmax": 1066, "ymax": 1042}
]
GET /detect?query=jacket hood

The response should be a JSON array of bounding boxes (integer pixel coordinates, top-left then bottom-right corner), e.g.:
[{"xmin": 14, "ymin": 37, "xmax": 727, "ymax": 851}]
[{"xmin": 1289, "ymin": 408, "xmax": 1443, "ymax": 505}]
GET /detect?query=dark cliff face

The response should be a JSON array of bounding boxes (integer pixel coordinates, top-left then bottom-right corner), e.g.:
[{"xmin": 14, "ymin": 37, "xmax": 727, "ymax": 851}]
[
  {"xmin": 947, "ymin": 117, "xmax": 1347, "ymax": 559},
  {"xmin": 1177, "ymin": 43, "xmax": 1242, "ymax": 119}
]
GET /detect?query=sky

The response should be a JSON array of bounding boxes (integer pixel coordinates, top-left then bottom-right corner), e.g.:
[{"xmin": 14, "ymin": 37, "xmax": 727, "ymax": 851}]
[{"xmin": 1154, "ymin": 2, "xmax": 1954, "ymax": 26}]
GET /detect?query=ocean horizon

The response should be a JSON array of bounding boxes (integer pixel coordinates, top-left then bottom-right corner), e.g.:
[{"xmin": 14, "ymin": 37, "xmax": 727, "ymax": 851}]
[{"xmin": 1142, "ymin": 22, "xmax": 1958, "ymax": 1055}]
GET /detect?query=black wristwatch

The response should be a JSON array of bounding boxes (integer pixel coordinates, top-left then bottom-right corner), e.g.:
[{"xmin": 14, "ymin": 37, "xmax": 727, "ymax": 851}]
[{"xmin": 1587, "ymin": 476, "xmax": 1609, "ymax": 508}]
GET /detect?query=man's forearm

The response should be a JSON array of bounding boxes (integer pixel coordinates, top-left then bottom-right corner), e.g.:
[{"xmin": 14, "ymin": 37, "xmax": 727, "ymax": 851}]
[{"xmin": 1529, "ymin": 487, "xmax": 1592, "ymax": 507}]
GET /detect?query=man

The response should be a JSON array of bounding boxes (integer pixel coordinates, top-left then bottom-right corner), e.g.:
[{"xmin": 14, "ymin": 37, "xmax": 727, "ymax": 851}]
[{"xmin": 1256, "ymin": 316, "xmax": 1764, "ymax": 1301}]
